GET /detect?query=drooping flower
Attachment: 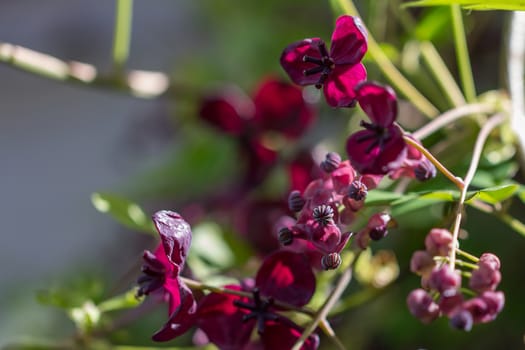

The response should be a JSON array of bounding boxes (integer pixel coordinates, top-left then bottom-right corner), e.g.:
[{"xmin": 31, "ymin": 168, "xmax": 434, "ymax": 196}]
[
  {"xmin": 280, "ymin": 15, "xmax": 368, "ymax": 107},
  {"xmin": 388, "ymin": 135, "xmax": 436, "ymax": 181},
  {"xmin": 137, "ymin": 210, "xmax": 197, "ymax": 341},
  {"xmin": 346, "ymin": 81, "xmax": 408, "ymax": 175},
  {"xmin": 196, "ymin": 250, "xmax": 319, "ymax": 349}
]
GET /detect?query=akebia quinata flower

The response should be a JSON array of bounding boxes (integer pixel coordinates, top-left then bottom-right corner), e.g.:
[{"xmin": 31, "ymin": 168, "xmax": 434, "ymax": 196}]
[
  {"xmin": 346, "ymin": 81, "xmax": 408, "ymax": 175},
  {"xmin": 280, "ymin": 15, "xmax": 368, "ymax": 107},
  {"xmin": 197, "ymin": 251, "xmax": 319, "ymax": 349},
  {"xmin": 137, "ymin": 210, "xmax": 197, "ymax": 341}
]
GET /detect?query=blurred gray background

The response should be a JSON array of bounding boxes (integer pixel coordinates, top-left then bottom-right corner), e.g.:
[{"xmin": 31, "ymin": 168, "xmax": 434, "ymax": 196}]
[{"xmin": 0, "ymin": 1, "xmax": 200, "ymax": 344}]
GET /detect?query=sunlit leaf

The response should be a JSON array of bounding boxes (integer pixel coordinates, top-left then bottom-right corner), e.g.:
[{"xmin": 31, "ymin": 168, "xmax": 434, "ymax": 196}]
[
  {"xmin": 68, "ymin": 300, "xmax": 100, "ymax": 333},
  {"xmin": 403, "ymin": 0, "xmax": 525, "ymax": 11},
  {"xmin": 91, "ymin": 192, "xmax": 155, "ymax": 235},
  {"xmin": 466, "ymin": 184, "xmax": 520, "ymax": 204}
]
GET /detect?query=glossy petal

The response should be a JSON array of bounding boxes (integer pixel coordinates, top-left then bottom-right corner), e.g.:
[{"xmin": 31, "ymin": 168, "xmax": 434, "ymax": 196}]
[
  {"xmin": 197, "ymin": 285, "xmax": 254, "ymax": 350},
  {"xmin": 355, "ymin": 82, "xmax": 397, "ymax": 127},
  {"xmin": 280, "ymin": 38, "xmax": 325, "ymax": 86},
  {"xmin": 330, "ymin": 15, "xmax": 368, "ymax": 65},
  {"xmin": 255, "ymin": 250, "xmax": 315, "ymax": 307},
  {"xmin": 261, "ymin": 319, "xmax": 319, "ymax": 350},
  {"xmin": 152, "ymin": 283, "xmax": 197, "ymax": 342},
  {"xmin": 253, "ymin": 79, "xmax": 315, "ymax": 138},
  {"xmin": 323, "ymin": 63, "xmax": 366, "ymax": 107},
  {"xmin": 346, "ymin": 124, "xmax": 407, "ymax": 175},
  {"xmin": 153, "ymin": 210, "xmax": 192, "ymax": 271}
]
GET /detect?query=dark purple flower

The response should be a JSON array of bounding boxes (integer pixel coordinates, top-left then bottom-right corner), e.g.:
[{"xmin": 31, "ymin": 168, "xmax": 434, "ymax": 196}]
[
  {"xmin": 197, "ymin": 251, "xmax": 318, "ymax": 349},
  {"xmin": 137, "ymin": 211, "xmax": 197, "ymax": 342},
  {"xmin": 450, "ymin": 309, "xmax": 473, "ymax": 331},
  {"xmin": 346, "ymin": 82, "xmax": 408, "ymax": 175},
  {"xmin": 280, "ymin": 15, "xmax": 368, "ymax": 107}
]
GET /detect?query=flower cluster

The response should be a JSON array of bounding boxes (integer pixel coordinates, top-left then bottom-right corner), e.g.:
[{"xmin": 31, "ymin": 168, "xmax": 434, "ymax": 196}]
[
  {"xmin": 276, "ymin": 151, "xmax": 394, "ymax": 270},
  {"xmin": 138, "ymin": 211, "xmax": 319, "ymax": 349},
  {"xmin": 408, "ymin": 228, "xmax": 504, "ymax": 331}
]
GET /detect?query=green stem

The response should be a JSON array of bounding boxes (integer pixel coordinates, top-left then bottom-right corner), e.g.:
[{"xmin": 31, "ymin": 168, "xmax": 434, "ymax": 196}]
[
  {"xmin": 451, "ymin": 5, "xmax": 476, "ymax": 102},
  {"xmin": 455, "ymin": 248, "xmax": 479, "ymax": 263},
  {"xmin": 403, "ymin": 135, "xmax": 465, "ymax": 190},
  {"xmin": 419, "ymin": 41, "xmax": 466, "ymax": 107},
  {"xmin": 112, "ymin": 0, "xmax": 134, "ymax": 74},
  {"xmin": 332, "ymin": 0, "xmax": 439, "ymax": 118}
]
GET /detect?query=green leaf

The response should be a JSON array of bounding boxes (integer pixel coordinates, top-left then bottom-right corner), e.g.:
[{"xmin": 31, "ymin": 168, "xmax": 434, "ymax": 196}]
[
  {"xmin": 403, "ymin": 0, "xmax": 525, "ymax": 11},
  {"xmin": 364, "ymin": 190, "xmax": 406, "ymax": 206},
  {"xmin": 466, "ymin": 184, "xmax": 520, "ymax": 204},
  {"xmin": 91, "ymin": 192, "xmax": 155, "ymax": 235}
]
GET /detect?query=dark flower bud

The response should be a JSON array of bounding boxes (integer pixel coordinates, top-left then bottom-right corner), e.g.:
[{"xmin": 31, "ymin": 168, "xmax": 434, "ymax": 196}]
[
  {"xmin": 406, "ymin": 288, "xmax": 440, "ymax": 324},
  {"xmin": 278, "ymin": 227, "xmax": 294, "ymax": 246},
  {"xmin": 450, "ymin": 309, "xmax": 473, "ymax": 331},
  {"xmin": 480, "ymin": 291, "xmax": 505, "ymax": 318},
  {"xmin": 347, "ymin": 179, "xmax": 368, "ymax": 201},
  {"xmin": 288, "ymin": 190, "xmax": 305, "ymax": 212},
  {"xmin": 429, "ymin": 266, "xmax": 461, "ymax": 297},
  {"xmin": 439, "ymin": 293, "xmax": 464, "ymax": 317},
  {"xmin": 312, "ymin": 204, "xmax": 335, "ymax": 226},
  {"xmin": 425, "ymin": 228, "xmax": 453, "ymax": 256},
  {"xmin": 321, "ymin": 252, "xmax": 342, "ymax": 270},
  {"xmin": 369, "ymin": 227, "xmax": 388, "ymax": 241},
  {"xmin": 414, "ymin": 158, "xmax": 437, "ymax": 181},
  {"xmin": 320, "ymin": 152, "xmax": 342, "ymax": 173}
]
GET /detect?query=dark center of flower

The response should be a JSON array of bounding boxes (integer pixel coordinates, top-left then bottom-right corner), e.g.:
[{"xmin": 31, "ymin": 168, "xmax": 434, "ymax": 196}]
[
  {"xmin": 302, "ymin": 41, "xmax": 335, "ymax": 89},
  {"xmin": 313, "ymin": 204, "xmax": 335, "ymax": 226},
  {"xmin": 136, "ymin": 251, "xmax": 167, "ymax": 297},
  {"xmin": 233, "ymin": 288, "xmax": 279, "ymax": 334},
  {"xmin": 356, "ymin": 120, "xmax": 391, "ymax": 154}
]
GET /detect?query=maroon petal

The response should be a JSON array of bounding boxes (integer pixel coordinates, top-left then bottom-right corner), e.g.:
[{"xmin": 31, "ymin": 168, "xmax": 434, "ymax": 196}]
[
  {"xmin": 152, "ymin": 283, "xmax": 197, "ymax": 342},
  {"xmin": 197, "ymin": 285, "xmax": 254, "ymax": 349},
  {"xmin": 199, "ymin": 95, "xmax": 248, "ymax": 135},
  {"xmin": 255, "ymin": 250, "xmax": 315, "ymax": 307},
  {"xmin": 280, "ymin": 38, "xmax": 325, "ymax": 86},
  {"xmin": 330, "ymin": 15, "xmax": 368, "ymax": 65},
  {"xmin": 355, "ymin": 82, "xmax": 397, "ymax": 127},
  {"xmin": 346, "ymin": 124, "xmax": 407, "ymax": 175},
  {"xmin": 323, "ymin": 63, "xmax": 366, "ymax": 107},
  {"xmin": 164, "ymin": 277, "xmax": 182, "ymax": 315},
  {"xmin": 253, "ymin": 78, "xmax": 315, "ymax": 138},
  {"xmin": 261, "ymin": 319, "xmax": 319, "ymax": 350},
  {"xmin": 153, "ymin": 211, "xmax": 192, "ymax": 271}
]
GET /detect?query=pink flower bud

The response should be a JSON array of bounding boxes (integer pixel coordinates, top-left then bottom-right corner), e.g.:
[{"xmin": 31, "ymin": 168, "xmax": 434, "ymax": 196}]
[
  {"xmin": 407, "ymin": 289, "xmax": 440, "ymax": 324},
  {"xmin": 425, "ymin": 228, "xmax": 453, "ymax": 256}
]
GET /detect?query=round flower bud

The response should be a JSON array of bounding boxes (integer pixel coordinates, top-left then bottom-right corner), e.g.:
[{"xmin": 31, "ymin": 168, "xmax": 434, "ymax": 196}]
[
  {"xmin": 288, "ymin": 190, "xmax": 305, "ymax": 212},
  {"xmin": 278, "ymin": 227, "xmax": 294, "ymax": 246},
  {"xmin": 425, "ymin": 228, "xmax": 453, "ymax": 256},
  {"xmin": 369, "ymin": 227, "xmax": 388, "ymax": 241},
  {"xmin": 320, "ymin": 152, "xmax": 341, "ymax": 173},
  {"xmin": 429, "ymin": 266, "xmax": 461, "ymax": 297},
  {"xmin": 406, "ymin": 288, "xmax": 440, "ymax": 324},
  {"xmin": 469, "ymin": 263, "xmax": 501, "ymax": 293},
  {"xmin": 479, "ymin": 253, "xmax": 501, "ymax": 270},
  {"xmin": 321, "ymin": 253, "xmax": 342, "ymax": 270},
  {"xmin": 450, "ymin": 309, "xmax": 473, "ymax": 331},
  {"xmin": 410, "ymin": 250, "xmax": 435, "ymax": 276},
  {"xmin": 347, "ymin": 179, "xmax": 368, "ymax": 201}
]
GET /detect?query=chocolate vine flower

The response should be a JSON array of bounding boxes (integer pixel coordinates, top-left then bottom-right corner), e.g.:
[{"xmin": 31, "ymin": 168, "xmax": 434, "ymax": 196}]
[
  {"xmin": 346, "ymin": 81, "xmax": 408, "ymax": 175},
  {"xmin": 136, "ymin": 210, "xmax": 197, "ymax": 342},
  {"xmin": 280, "ymin": 15, "xmax": 368, "ymax": 107},
  {"xmin": 199, "ymin": 78, "xmax": 315, "ymax": 187},
  {"xmin": 197, "ymin": 251, "xmax": 319, "ymax": 349}
]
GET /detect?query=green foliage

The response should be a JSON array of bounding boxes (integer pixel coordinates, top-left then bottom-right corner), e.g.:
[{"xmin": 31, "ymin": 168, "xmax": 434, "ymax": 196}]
[
  {"xmin": 403, "ymin": 0, "xmax": 525, "ymax": 11},
  {"xmin": 91, "ymin": 192, "xmax": 156, "ymax": 235}
]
